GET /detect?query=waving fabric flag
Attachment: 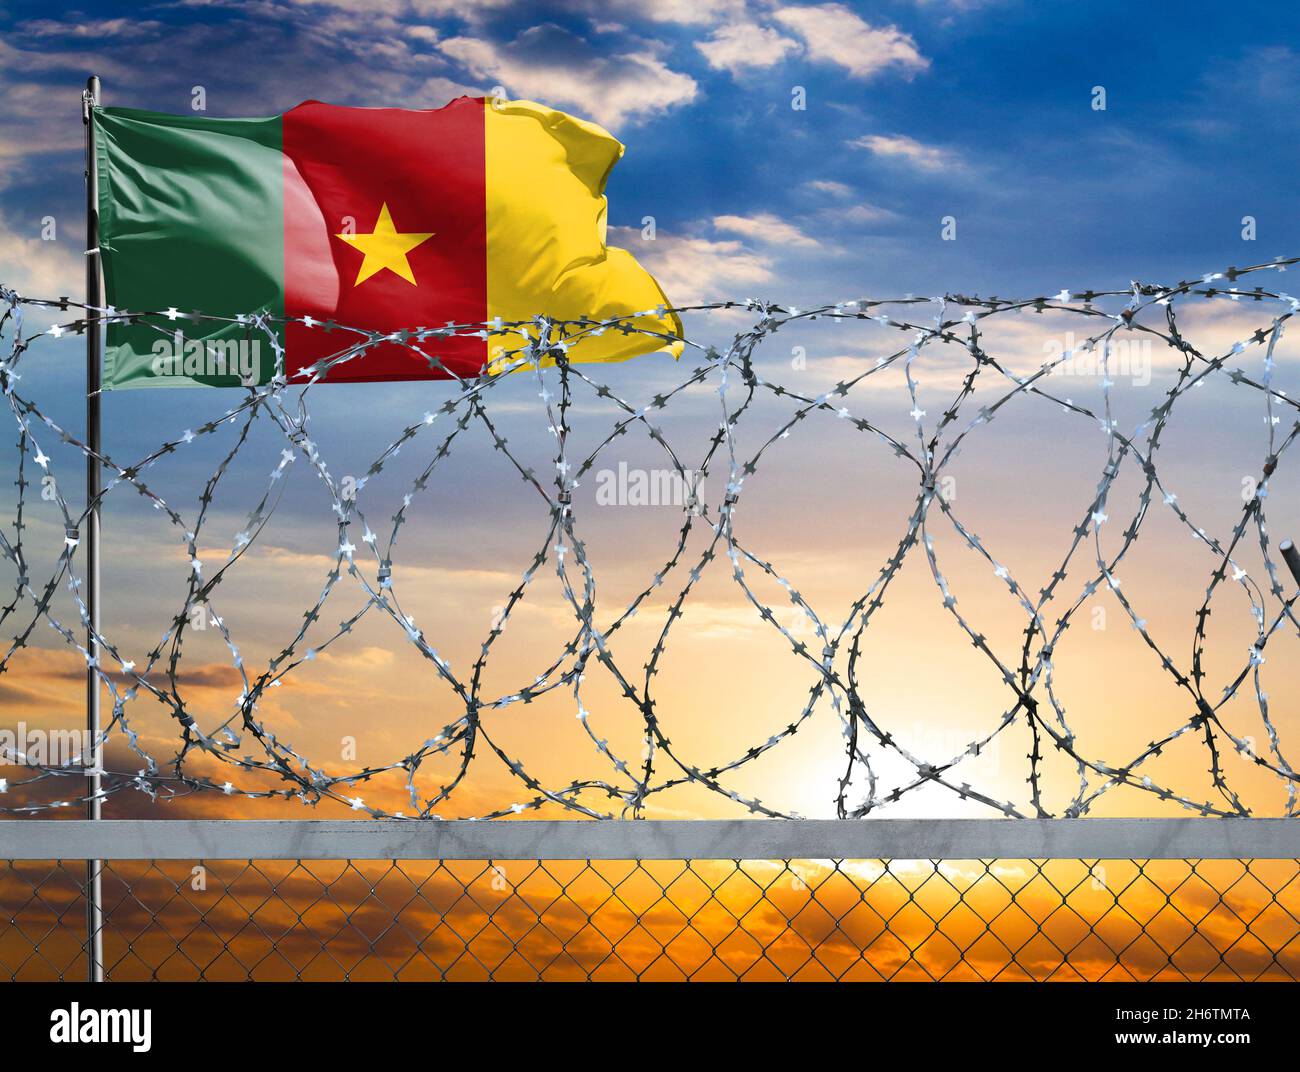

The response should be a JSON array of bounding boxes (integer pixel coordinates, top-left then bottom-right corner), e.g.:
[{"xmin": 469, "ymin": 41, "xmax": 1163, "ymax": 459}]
[{"xmin": 93, "ymin": 97, "xmax": 682, "ymax": 388}]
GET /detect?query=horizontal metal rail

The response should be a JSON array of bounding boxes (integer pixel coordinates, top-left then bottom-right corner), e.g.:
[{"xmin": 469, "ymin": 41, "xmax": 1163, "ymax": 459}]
[{"xmin": 2, "ymin": 819, "xmax": 1300, "ymax": 860}]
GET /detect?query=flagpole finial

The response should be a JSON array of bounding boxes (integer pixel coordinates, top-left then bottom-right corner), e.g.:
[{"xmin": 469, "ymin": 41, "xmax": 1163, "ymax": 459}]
[{"xmin": 83, "ymin": 75, "xmax": 100, "ymax": 123}]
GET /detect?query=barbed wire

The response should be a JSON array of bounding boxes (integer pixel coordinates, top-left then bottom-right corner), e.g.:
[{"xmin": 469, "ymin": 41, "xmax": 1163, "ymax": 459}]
[{"xmin": 2, "ymin": 256, "xmax": 1299, "ymax": 819}]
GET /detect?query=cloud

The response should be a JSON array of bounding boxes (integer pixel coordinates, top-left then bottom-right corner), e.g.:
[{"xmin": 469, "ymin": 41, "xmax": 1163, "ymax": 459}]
[
  {"xmin": 316, "ymin": 645, "xmax": 397, "ymax": 672},
  {"xmin": 418, "ymin": 0, "xmax": 518, "ymax": 12},
  {"xmin": 0, "ymin": 27, "xmax": 146, "ymax": 84},
  {"xmin": 196, "ymin": 541, "xmax": 525, "ymax": 591},
  {"xmin": 2, "ymin": 644, "xmax": 247, "ymax": 695},
  {"xmin": 1188, "ymin": 44, "xmax": 1300, "ymax": 141},
  {"xmin": 696, "ymin": 22, "xmax": 799, "ymax": 72},
  {"xmin": 0, "ymin": 213, "xmax": 83, "ymax": 299},
  {"xmin": 912, "ymin": 0, "xmax": 1004, "ymax": 11},
  {"xmin": 0, "ymin": 13, "xmax": 476, "ymax": 142},
  {"xmin": 1213, "ymin": 45, "xmax": 1300, "ymax": 104},
  {"xmin": 851, "ymin": 133, "xmax": 957, "ymax": 170},
  {"xmin": 20, "ymin": 17, "xmax": 167, "ymax": 40},
  {"xmin": 829, "ymin": 203, "xmax": 897, "ymax": 225},
  {"xmin": 713, "ymin": 212, "xmax": 819, "ymax": 248},
  {"xmin": 407, "ymin": 74, "xmax": 483, "ymax": 105},
  {"xmin": 578, "ymin": 0, "xmax": 745, "ymax": 24},
  {"xmin": 440, "ymin": 23, "xmax": 697, "ymax": 128},
  {"xmin": 804, "ymin": 179, "xmax": 852, "ymax": 197},
  {"xmin": 381, "ymin": 0, "xmax": 746, "ymax": 23},
  {"xmin": 800, "ymin": 184, "xmax": 899, "ymax": 227},
  {"xmin": 278, "ymin": 0, "xmax": 514, "ymax": 17},
  {"xmin": 773, "ymin": 4, "xmax": 928, "ymax": 80},
  {"xmin": 610, "ymin": 226, "xmax": 774, "ymax": 303}
]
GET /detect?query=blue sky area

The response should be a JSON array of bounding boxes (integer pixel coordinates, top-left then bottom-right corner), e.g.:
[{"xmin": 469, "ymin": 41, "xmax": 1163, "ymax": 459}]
[{"xmin": 2, "ymin": 0, "xmax": 1298, "ymax": 306}]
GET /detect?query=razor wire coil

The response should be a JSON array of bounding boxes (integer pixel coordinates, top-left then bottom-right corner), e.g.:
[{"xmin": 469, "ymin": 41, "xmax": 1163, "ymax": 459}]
[{"xmin": 1, "ymin": 256, "xmax": 1300, "ymax": 819}]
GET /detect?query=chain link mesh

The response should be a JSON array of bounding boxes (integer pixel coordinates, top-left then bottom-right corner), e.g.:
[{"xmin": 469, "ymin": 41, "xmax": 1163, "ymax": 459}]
[{"xmin": 3, "ymin": 856, "xmax": 1299, "ymax": 981}]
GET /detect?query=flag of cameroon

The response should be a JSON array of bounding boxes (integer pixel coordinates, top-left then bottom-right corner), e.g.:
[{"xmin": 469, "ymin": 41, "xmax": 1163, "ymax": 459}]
[{"xmin": 93, "ymin": 97, "xmax": 683, "ymax": 388}]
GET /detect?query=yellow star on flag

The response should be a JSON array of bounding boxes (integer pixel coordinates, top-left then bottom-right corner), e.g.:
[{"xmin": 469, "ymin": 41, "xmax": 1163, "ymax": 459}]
[{"xmin": 334, "ymin": 203, "xmax": 434, "ymax": 286}]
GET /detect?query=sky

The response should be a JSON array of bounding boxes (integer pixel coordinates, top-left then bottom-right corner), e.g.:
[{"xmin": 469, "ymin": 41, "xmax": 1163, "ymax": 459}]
[
  {"xmin": 2, "ymin": 0, "xmax": 1300, "ymax": 822},
  {"xmin": 4, "ymin": 0, "xmax": 1300, "ymax": 301}
]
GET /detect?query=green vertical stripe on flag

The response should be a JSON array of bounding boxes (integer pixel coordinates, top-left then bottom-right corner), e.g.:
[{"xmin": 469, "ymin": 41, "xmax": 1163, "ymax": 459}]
[{"xmin": 95, "ymin": 107, "xmax": 285, "ymax": 388}]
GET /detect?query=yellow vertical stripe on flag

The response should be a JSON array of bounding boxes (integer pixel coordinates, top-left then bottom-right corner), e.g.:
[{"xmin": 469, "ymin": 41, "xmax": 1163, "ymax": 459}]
[{"xmin": 483, "ymin": 98, "xmax": 683, "ymax": 371}]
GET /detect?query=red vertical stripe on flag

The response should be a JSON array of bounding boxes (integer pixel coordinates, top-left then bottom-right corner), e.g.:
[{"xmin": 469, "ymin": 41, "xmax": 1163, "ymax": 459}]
[{"xmin": 282, "ymin": 98, "xmax": 488, "ymax": 382}]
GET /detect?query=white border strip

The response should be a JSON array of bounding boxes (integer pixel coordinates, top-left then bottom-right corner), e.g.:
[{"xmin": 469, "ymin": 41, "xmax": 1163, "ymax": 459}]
[{"xmin": 2, "ymin": 819, "xmax": 1300, "ymax": 860}]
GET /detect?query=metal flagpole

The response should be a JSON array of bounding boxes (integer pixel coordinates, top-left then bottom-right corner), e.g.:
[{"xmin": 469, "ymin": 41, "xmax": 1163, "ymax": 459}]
[{"xmin": 82, "ymin": 73, "xmax": 104, "ymax": 983}]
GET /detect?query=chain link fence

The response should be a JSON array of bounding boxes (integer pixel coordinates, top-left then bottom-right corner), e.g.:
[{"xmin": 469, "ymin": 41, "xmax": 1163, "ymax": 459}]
[{"xmin": 5, "ymin": 840, "xmax": 1300, "ymax": 981}]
